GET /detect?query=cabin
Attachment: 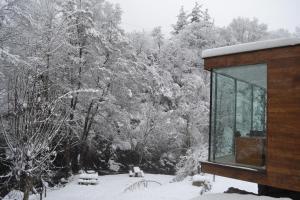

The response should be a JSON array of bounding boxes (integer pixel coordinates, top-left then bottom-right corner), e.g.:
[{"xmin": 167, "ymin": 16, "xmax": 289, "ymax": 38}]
[{"xmin": 200, "ymin": 38, "xmax": 300, "ymax": 195}]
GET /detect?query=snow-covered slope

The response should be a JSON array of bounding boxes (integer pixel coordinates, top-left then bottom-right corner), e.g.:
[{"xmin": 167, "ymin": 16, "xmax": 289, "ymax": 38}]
[
  {"xmin": 25, "ymin": 173, "xmax": 290, "ymax": 200},
  {"xmin": 202, "ymin": 38, "xmax": 300, "ymax": 58}
]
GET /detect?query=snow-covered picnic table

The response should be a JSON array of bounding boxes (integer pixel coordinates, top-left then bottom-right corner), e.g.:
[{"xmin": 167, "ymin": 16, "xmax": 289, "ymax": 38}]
[
  {"xmin": 129, "ymin": 166, "xmax": 144, "ymax": 177},
  {"xmin": 78, "ymin": 171, "xmax": 98, "ymax": 185}
]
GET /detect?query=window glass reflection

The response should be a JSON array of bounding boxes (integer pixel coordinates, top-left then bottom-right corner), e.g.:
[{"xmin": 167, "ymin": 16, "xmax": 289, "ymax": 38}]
[{"xmin": 210, "ymin": 64, "xmax": 267, "ymax": 169}]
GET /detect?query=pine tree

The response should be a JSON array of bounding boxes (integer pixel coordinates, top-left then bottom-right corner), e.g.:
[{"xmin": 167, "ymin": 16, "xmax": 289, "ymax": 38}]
[
  {"xmin": 172, "ymin": 6, "xmax": 187, "ymax": 35},
  {"xmin": 190, "ymin": 2, "xmax": 203, "ymax": 23},
  {"xmin": 203, "ymin": 9, "xmax": 213, "ymax": 27}
]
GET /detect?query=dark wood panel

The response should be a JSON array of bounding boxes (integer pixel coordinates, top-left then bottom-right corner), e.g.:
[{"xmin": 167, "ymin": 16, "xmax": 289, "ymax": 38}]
[
  {"xmin": 268, "ymin": 151, "xmax": 300, "ymax": 165},
  {"xmin": 268, "ymin": 107, "xmax": 300, "ymax": 113},
  {"xmin": 266, "ymin": 174, "xmax": 300, "ymax": 192},
  {"xmin": 268, "ymin": 161, "xmax": 300, "ymax": 172},
  {"xmin": 235, "ymin": 137, "xmax": 265, "ymax": 166},
  {"xmin": 266, "ymin": 56, "xmax": 300, "ymax": 191},
  {"xmin": 268, "ymin": 117, "xmax": 300, "ymax": 128},
  {"xmin": 204, "ymin": 45, "xmax": 300, "ymax": 70},
  {"xmin": 269, "ymin": 142, "xmax": 300, "ymax": 151},
  {"xmin": 201, "ymin": 161, "xmax": 267, "ymax": 184}
]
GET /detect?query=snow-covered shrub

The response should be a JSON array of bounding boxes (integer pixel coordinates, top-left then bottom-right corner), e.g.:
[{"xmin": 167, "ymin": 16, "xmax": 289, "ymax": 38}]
[
  {"xmin": 199, "ymin": 181, "xmax": 212, "ymax": 195},
  {"xmin": 108, "ymin": 159, "xmax": 121, "ymax": 172},
  {"xmin": 174, "ymin": 146, "xmax": 207, "ymax": 181},
  {"xmin": 0, "ymin": 71, "xmax": 67, "ymax": 200},
  {"xmin": 192, "ymin": 175, "xmax": 212, "ymax": 195},
  {"xmin": 3, "ymin": 190, "xmax": 23, "ymax": 200},
  {"xmin": 60, "ymin": 178, "xmax": 68, "ymax": 184},
  {"xmin": 158, "ymin": 153, "xmax": 177, "ymax": 174}
]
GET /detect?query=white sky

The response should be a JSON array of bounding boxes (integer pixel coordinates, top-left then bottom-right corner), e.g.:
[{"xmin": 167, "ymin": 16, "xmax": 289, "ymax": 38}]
[{"xmin": 108, "ymin": 0, "xmax": 300, "ymax": 35}]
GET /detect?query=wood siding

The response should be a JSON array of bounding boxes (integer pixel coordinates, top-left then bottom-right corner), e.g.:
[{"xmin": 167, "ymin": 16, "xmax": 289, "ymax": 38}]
[{"xmin": 202, "ymin": 45, "xmax": 300, "ymax": 192}]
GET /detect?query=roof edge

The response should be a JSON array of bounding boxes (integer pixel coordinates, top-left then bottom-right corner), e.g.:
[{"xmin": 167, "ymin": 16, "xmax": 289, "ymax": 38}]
[{"xmin": 202, "ymin": 37, "xmax": 300, "ymax": 58}]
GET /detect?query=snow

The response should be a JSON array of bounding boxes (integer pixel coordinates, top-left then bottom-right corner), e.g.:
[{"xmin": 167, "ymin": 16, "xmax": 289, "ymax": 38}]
[
  {"xmin": 130, "ymin": 167, "xmax": 144, "ymax": 177},
  {"xmin": 191, "ymin": 194, "xmax": 291, "ymax": 200},
  {"xmin": 192, "ymin": 174, "xmax": 210, "ymax": 182},
  {"xmin": 133, "ymin": 167, "xmax": 141, "ymax": 172},
  {"xmin": 25, "ymin": 173, "xmax": 290, "ymax": 200},
  {"xmin": 3, "ymin": 190, "xmax": 23, "ymax": 200},
  {"xmin": 79, "ymin": 173, "xmax": 98, "ymax": 180},
  {"xmin": 77, "ymin": 179, "xmax": 98, "ymax": 185},
  {"xmin": 112, "ymin": 141, "xmax": 131, "ymax": 151},
  {"xmin": 202, "ymin": 37, "xmax": 300, "ymax": 58}
]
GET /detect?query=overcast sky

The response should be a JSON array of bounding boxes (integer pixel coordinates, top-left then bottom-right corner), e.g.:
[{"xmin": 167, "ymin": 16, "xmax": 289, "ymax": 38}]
[{"xmin": 108, "ymin": 0, "xmax": 300, "ymax": 35}]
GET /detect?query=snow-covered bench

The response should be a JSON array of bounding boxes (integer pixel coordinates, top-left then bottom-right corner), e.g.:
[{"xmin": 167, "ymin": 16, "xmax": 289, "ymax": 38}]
[
  {"xmin": 78, "ymin": 171, "xmax": 98, "ymax": 185},
  {"xmin": 129, "ymin": 167, "xmax": 144, "ymax": 177}
]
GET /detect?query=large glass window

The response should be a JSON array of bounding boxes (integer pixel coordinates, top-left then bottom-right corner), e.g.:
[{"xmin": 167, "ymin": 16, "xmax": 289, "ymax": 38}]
[{"xmin": 210, "ymin": 64, "xmax": 267, "ymax": 169}]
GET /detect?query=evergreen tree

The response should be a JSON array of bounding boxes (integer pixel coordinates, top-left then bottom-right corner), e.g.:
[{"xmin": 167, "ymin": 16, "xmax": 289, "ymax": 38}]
[
  {"xmin": 172, "ymin": 6, "xmax": 188, "ymax": 35},
  {"xmin": 190, "ymin": 2, "xmax": 203, "ymax": 23},
  {"xmin": 203, "ymin": 8, "xmax": 213, "ymax": 27}
]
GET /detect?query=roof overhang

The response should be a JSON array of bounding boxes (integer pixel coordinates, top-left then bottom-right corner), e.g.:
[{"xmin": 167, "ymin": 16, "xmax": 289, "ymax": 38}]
[{"xmin": 202, "ymin": 38, "xmax": 300, "ymax": 59}]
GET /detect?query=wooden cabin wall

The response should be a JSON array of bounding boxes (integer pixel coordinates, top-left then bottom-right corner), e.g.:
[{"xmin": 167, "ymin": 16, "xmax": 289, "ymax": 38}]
[{"xmin": 202, "ymin": 45, "xmax": 300, "ymax": 192}]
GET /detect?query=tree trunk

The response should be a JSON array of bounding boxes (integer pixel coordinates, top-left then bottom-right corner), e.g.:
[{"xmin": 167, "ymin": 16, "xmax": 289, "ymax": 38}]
[
  {"xmin": 186, "ymin": 117, "xmax": 191, "ymax": 149},
  {"xmin": 63, "ymin": 138, "xmax": 71, "ymax": 177},
  {"xmin": 22, "ymin": 174, "xmax": 32, "ymax": 200},
  {"xmin": 138, "ymin": 150, "xmax": 143, "ymax": 165},
  {"xmin": 79, "ymin": 101, "xmax": 98, "ymax": 170}
]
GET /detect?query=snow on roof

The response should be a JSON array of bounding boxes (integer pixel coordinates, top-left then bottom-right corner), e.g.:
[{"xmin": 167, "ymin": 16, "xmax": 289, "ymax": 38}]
[{"xmin": 202, "ymin": 37, "xmax": 300, "ymax": 58}]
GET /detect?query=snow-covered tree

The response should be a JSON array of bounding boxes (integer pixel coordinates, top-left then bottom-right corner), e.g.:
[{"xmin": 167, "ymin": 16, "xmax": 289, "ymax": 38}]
[
  {"xmin": 127, "ymin": 31, "xmax": 151, "ymax": 56},
  {"xmin": 151, "ymin": 26, "xmax": 164, "ymax": 52},
  {"xmin": 268, "ymin": 28, "xmax": 292, "ymax": 39},
  {"xmin": 189, "ymin": 2, "xmax": 203, "ymax": 23},
  {"xmin": 0, "ymin": 0, "xmax": 293, "ymax": 196},
  {"xmin": 174, "ymin": 145, "xmax": 208, "ymax": 181},
  {"xmin": 227, "ymin": 17, "xmax": 268, "ymax": 43},
  {"xmin": 172, "ymin": 6, "xmax": 188, "ymax": 35},
  {"xmin": 0, "ymin": 71, "xmax": 66, "ymax": 200}
]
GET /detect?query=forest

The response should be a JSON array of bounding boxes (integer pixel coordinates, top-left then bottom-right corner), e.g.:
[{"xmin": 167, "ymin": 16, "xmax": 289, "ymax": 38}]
[{"xmin": 0, "ymin": 0, "xmax": 299, "ymax": 199}]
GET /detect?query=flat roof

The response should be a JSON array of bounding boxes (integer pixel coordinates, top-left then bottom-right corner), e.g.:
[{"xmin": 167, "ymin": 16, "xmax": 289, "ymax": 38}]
[{"xmin": 202, "ymin": 37, "xmax": 300, "ymax": 58}]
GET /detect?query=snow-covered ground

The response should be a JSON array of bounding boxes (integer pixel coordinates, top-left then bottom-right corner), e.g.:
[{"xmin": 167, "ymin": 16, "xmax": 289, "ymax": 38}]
[{"xmin": 25, "ymin": 173, "xmax": 290, "ymax": 200}]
